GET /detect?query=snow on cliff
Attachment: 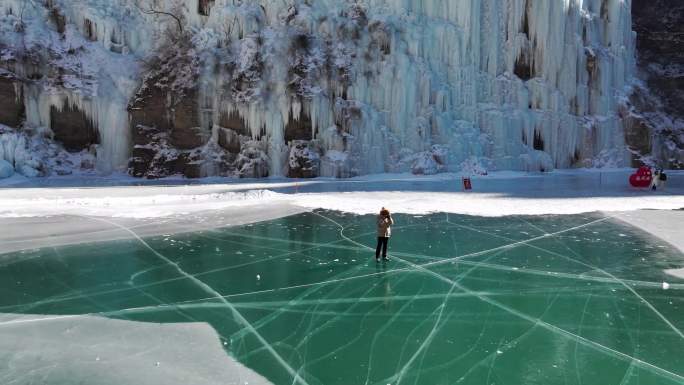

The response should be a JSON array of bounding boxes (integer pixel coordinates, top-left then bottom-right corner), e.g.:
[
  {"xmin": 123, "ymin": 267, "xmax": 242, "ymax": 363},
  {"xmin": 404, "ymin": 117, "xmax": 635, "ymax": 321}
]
[{"xmin": 0, "ymin": 0, "xmax": 638, "ymax": 178}]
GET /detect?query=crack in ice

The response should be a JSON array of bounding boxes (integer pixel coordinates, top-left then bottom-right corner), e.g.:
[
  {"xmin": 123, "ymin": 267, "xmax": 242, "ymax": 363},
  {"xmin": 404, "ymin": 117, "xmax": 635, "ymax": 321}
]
[
  {"xmin": 315, "ymin": 212, "xmax": 684, "ymax": 383},
  {"xmin": 77, "ymin": 215, "xmax": 311, "ymax": 385}
]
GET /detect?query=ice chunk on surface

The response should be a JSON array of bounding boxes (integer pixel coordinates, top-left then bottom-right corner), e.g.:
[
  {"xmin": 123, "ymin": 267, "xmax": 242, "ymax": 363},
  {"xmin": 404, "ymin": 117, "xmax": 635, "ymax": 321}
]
[{"xmin": 0, "ymin": 314, "xmax": 273, "ymax": 385}]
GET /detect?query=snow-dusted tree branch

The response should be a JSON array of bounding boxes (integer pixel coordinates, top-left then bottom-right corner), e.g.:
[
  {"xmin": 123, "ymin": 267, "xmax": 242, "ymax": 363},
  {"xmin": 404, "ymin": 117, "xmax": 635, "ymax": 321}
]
[{"xmin": 134, "ymin": 0, "xmax": 183, "ymax": 34}]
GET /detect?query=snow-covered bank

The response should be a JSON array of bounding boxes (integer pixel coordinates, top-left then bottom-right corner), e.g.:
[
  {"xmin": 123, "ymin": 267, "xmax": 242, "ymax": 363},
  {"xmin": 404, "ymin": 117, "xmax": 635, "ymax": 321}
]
[
  {"xmin": 0, "ymin": 170, "xmax": 682, "ymax": 219},
  {"xmin": 293, "ymin": 191, "xmax": 684, "ymax": 217}
]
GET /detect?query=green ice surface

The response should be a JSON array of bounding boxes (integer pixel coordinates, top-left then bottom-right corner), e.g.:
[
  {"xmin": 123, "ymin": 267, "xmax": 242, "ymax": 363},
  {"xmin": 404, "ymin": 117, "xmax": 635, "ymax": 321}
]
[{"xmin": 0, "ymin": 211, "xmax": 683, "ymax": 385}]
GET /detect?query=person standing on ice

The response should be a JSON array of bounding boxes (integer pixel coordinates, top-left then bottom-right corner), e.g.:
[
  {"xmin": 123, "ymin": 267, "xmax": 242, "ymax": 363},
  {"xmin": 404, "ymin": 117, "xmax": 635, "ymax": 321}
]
[{"xmin": 375, "ymin": 208, "xmax": 393, "ymax": 262}]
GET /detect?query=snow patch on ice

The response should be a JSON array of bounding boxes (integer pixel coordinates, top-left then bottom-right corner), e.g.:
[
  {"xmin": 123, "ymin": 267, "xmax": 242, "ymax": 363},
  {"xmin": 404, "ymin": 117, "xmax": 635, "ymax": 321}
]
[
  {"xmin": 0, "ymin": 189, "xmax": 282, "ymax": 219},
  {"xmin": 666, "ymin": 269, "xmax": 684, "ymax": 280},
  {"xmin": 0, "ymin": 313, "xmax": 274, "ymax": 385}
]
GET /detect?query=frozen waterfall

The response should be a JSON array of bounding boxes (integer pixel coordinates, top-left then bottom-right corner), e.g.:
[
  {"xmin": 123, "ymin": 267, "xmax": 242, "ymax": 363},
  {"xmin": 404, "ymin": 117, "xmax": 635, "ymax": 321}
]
[{"xmin": 0, "ymin": 0, "xmax": 636, "ymax": 177}]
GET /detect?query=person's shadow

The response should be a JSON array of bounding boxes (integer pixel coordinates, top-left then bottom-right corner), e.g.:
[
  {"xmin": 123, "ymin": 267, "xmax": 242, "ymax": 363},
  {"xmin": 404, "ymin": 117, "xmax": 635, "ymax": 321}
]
[{"xmin": 375, "ymin": 262, "xmax": 392, "ymax": 310}]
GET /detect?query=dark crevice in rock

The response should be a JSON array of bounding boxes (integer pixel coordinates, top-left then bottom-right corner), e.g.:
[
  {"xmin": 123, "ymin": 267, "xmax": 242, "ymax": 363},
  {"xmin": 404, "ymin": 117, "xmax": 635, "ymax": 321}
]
[
  {"xmin": 285, "ymin": 112, "xmax": 313, "ymax": 142},
  {"xmin": 0, "ymin": 75, "xmax": 24, "ymax": 127},
  {"xmin": 586, "ymin": 48, "xmax": 598, "ymax": 82},
  {"xmin": 571, "ymin": 148, "xmax": 582, "ymax": 166},
  {"xmin": 198, "ymin": 0, "xmax": 215, "ymax": 16},
  {"xmin": 219, "ymin": 110, "xmax": 249, "ymax": 137},
  {"xmin": 84, "ymin": 18, "xmax": 97, "ymax": 41},
  {"xmin": 533, "ymin": 130, "xmax": 544, "ymax": 151},
  {"xmin": 50, "ymin": 102, "xmax": 99, "ymax": 152},
  {"xmin": 514, "ymin": 53, "xmax": 532, "ymax": 81}
]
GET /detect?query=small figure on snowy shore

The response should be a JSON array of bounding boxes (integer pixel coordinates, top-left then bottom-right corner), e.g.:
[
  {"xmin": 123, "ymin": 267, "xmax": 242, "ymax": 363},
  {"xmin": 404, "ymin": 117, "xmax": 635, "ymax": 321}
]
[
  {"xmin": 376, "ymin": 207, "xmax": 393, "ymax": 262},
  {"xmin": 651, "ymin": 168, "xmax": 660, "ymax": 190},
  {"xmin": 650, "ymin": 167, "xmax": 667, "ymax": 191},
  {"xmin": 658, "ymin": 168, "xmax": 667, "ymax": 190}
]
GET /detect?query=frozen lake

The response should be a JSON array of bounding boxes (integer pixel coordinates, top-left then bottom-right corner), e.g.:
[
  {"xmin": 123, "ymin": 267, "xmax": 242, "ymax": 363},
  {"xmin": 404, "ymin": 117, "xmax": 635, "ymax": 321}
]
[{"xmin": 1, "ymin": 211, "xmax": 683, "ymax": 385}]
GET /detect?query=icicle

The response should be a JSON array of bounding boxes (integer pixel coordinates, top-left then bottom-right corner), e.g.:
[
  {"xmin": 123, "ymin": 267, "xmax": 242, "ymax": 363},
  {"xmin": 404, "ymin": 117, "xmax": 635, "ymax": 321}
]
[{"xmin": 0, "ymin": 0, "xmax": 636, "ymax": 176}]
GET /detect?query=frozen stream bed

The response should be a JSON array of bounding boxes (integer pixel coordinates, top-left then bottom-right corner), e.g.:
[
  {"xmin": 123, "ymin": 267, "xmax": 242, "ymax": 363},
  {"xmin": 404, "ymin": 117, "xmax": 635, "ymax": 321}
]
[{"xmin": 1, "ymin": 210, "xmax": 683, "ymax": 385}]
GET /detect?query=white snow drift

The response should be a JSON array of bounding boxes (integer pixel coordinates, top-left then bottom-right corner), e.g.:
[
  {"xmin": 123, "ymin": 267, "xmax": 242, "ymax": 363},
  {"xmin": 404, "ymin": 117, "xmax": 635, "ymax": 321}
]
[{"xmin": 1, "ymin": 171, "xmax": 682, "ymax": 219}]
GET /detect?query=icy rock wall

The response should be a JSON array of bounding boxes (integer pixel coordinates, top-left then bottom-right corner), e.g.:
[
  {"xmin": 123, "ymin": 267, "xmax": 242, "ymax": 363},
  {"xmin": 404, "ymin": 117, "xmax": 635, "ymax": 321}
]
[
  {"xmin": 628, "ymin": 0, "xmax": 684, "ymax": 168},
  {"xmin": 189, "ymin": 0, "xmax": 635, "ymax": 175},
  {"xmin": 0, "ymin": 0, "xmax": 637, "ymax": 177},
  {"xmin": 0, "ymin": 0, "xmax": 150, "ymax": 173}
]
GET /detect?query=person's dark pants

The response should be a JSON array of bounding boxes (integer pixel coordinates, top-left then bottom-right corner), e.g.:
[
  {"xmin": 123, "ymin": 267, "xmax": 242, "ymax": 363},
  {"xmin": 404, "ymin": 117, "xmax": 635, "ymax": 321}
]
[{"xmin": 376, "ymin": 237, "xmax": 389, "ymax": 259}]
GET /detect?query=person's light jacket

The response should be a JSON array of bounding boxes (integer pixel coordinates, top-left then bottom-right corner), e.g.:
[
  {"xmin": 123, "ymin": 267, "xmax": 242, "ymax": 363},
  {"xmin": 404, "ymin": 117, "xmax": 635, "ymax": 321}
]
[{"xmin": 377, "ymin": 215, "xmax": 394, "ymax": 237}]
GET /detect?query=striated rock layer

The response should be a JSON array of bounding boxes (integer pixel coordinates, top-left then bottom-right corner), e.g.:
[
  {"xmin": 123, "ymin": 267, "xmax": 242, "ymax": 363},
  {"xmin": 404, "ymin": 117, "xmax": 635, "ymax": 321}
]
[{"xmin": 1, "ymin": 0, "xmax": 673, "ymax": 178}]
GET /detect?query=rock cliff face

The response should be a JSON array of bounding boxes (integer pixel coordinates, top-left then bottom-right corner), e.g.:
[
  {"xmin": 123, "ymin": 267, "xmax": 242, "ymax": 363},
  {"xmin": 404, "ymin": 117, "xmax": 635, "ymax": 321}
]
[
  {"xmin": 633, "ymin": 0, "xmax": 684, "ymax": 117},
  {"xmin": 629, "ymin": 0, "xmax": 684, "ymax": 168},
  {"xmin": 0, "ymin": 0, "xmax": 681, "ymax": 178}
]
